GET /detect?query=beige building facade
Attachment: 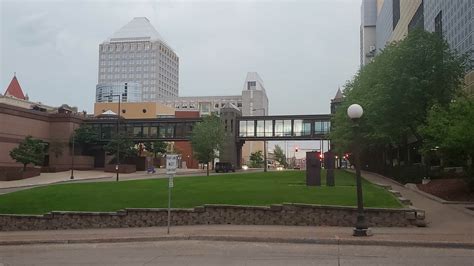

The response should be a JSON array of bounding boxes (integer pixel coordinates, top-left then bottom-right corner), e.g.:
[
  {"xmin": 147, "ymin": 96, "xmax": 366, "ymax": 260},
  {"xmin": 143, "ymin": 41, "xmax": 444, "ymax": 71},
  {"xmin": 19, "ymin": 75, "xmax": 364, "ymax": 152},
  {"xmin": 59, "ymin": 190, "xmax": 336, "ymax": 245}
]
[{"xmin": 94, "ymin": 102, "xmax": 175, "ymax": 119}]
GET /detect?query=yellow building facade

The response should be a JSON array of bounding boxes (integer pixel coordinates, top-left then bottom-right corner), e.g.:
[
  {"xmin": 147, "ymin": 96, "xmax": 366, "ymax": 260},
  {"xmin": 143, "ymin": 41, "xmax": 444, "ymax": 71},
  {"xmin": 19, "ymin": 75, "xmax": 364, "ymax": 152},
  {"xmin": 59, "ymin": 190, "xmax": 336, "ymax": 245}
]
[{"xmin": 94, "ymin": 102, "xmax": 175, "ymax": 119}]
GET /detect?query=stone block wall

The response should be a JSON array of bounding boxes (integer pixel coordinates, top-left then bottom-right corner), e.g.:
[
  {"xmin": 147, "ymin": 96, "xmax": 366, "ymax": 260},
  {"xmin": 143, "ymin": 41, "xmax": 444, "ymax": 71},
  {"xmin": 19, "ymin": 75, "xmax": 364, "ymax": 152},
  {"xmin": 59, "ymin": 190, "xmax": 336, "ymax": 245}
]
[{"xmin": 0, "ymin": 204, "xmax": 425, "ymax": 231}]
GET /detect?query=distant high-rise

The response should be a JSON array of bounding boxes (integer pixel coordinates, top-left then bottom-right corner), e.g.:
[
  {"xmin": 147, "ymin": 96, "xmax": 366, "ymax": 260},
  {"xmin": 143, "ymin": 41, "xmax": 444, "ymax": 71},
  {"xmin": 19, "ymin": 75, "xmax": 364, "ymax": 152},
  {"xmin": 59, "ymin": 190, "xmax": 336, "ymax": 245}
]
[
  {"xmin": 360, "ymin": 0, "xmax": 378, "ymax": 66},
  {"xmin": 97, "ymin": 17, "xmax": 179, "ymax": 102}
]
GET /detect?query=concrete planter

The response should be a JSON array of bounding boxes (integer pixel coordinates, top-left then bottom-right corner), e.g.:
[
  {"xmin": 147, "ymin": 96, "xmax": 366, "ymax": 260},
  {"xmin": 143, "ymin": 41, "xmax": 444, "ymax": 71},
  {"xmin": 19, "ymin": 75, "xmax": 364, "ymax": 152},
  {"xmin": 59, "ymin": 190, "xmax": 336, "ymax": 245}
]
[{"xmin": 0, "ymin": 167, "xmax": 41, "ymax": 181}]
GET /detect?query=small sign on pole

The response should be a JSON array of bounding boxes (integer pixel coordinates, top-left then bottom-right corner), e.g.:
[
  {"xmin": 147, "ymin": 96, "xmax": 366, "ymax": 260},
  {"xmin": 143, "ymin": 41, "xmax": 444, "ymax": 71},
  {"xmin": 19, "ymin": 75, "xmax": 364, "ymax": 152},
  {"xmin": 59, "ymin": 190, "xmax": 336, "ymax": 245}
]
[
  {"xmin": 166, "ymin": 154, "xmax": 178, "ymax": 175},
  {"xmin": 165, "ymin": 154, "xmax": 178, "ymax": 234}
]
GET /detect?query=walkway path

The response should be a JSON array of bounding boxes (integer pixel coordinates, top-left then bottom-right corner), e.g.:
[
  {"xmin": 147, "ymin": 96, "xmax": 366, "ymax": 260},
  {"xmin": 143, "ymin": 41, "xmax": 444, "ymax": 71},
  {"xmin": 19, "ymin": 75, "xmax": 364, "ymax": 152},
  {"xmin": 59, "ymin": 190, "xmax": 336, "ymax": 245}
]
[
  {"xmin": 0, "ymin": 168, "xmax": 207, "ymax": 191},
  {"xmin": 0, "ymin": 224, "xmax": 473, "ymax": 248},
  {"xmin": 357, "ymin": 170, "xmax": 473, "ymax": 243}
]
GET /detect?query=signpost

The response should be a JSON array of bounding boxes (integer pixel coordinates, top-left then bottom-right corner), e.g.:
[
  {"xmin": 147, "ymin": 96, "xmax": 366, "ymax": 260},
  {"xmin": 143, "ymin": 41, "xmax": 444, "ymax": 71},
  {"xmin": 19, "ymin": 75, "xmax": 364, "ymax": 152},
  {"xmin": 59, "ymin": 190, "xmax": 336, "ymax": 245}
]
[{"xmin": 166, "ymin": 154, "xmax": 178, "ymax": 234}]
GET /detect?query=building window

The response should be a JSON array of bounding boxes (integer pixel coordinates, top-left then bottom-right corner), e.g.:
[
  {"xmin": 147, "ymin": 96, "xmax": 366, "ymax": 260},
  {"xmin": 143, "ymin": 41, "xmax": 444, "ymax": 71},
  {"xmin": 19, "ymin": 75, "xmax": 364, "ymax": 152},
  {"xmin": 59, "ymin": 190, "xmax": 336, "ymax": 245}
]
[
  {"xmin": 393, "ymin": 0, "xmax": 400, "ymax": 30},
  {"xmin": 247, "ymin": 81, "xmax": 256, "ymax": 90},
  {"xmin": 435, "ymin": 11, "xmax": 443, "ymax": 37}
]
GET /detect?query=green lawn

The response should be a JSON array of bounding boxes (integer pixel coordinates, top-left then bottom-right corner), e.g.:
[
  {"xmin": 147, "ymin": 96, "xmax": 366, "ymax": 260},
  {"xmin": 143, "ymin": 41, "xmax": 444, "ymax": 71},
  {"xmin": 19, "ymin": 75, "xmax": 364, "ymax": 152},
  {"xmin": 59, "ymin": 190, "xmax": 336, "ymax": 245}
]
[{"xmin": 0, "ymin": 170, "xmax": 402, "ymax": 214}]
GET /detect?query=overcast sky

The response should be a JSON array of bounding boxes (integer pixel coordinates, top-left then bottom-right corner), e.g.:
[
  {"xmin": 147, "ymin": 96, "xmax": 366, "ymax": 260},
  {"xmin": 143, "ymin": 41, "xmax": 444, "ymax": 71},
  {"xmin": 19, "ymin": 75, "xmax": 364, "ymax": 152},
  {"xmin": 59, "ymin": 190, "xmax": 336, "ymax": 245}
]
[{"xmin": 1, "ymin": 0, "xmax": 360, "ymax": 115}]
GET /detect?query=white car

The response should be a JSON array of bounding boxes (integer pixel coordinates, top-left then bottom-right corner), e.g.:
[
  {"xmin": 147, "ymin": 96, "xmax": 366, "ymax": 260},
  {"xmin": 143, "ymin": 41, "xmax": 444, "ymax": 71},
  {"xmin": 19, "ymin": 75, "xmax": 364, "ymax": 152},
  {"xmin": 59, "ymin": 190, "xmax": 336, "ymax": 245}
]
[
  {"xmin": 276, "ymin": 166, "xmax": 284, "ymax": 171},
  {"xmin": 242, "ymin": 165, "xmax": 249, "ymax": 170}
]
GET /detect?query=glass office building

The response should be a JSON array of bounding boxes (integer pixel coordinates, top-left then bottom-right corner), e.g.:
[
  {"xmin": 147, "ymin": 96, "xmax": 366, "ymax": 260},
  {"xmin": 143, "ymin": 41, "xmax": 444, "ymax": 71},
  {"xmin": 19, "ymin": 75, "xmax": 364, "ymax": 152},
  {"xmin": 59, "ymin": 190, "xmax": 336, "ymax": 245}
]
[{"xmin": 95, "ymin": 82, "xmax": 142, "ymax": 103}]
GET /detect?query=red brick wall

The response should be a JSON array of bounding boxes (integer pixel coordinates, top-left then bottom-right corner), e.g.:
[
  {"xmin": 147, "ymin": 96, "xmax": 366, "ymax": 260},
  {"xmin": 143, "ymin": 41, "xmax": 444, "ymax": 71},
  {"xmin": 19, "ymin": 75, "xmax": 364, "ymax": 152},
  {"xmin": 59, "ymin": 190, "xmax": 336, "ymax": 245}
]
[
  {"xmin": 175, "ymin": 111, "xmax": 200, "ymax": 118},
  {"xmin": 174, "ymin": 141, "xmax": 199, "ymax": 169}
]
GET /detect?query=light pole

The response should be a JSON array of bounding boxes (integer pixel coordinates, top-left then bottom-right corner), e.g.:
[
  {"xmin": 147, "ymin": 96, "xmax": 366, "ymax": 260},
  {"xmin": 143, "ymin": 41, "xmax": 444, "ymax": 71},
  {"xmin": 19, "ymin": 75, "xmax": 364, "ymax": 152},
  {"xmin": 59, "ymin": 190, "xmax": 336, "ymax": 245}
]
[
  {"xmin": 347, "ymin": 103, "xmax": 371, "ymax": 237},
  {"xmin": 70, "ymin": 124, "xmax": 75, "ymax": 180},
  {"xmin": 253, "ymin": 108, "xmax": 267, "ymax": 172},
  {"xmin": 108, "ymin": 92, "xmax": 124, "ymax": 182}
]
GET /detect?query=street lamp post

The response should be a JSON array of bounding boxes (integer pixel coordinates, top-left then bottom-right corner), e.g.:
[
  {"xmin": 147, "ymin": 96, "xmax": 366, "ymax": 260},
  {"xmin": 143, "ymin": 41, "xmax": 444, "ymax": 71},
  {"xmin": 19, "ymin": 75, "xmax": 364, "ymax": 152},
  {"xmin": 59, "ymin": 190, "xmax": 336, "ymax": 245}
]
[
  {"xmin": 347, "ymin": 104, "xmax": 371, "ymax": 237},
  {"xmin": 253, "ymin": 108, "xmax": 267, "ymax": 172},
  {"xmin": 70, "ymin": 124, "xmax": 75, "ymax": 180},
  {"xmin": 108, "ymin": 92, "xmax": 124, "ymax": 182}
]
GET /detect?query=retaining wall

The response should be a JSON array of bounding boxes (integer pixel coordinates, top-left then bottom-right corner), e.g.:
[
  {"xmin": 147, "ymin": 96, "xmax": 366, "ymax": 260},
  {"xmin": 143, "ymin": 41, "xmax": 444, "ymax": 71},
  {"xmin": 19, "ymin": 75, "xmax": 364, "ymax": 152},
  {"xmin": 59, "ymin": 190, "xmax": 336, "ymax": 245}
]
[{"xmin": 0, "ymin": 204, "xmax": 425, "ymax": 231}]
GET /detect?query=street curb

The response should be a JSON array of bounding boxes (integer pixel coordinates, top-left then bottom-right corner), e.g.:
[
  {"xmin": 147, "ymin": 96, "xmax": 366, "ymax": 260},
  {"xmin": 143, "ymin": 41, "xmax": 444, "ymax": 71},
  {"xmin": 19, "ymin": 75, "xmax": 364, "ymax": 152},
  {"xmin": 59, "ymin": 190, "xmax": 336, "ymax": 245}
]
[{"xmin": 0, "ymin": 235, "xmax": 473, "ymax": 250}]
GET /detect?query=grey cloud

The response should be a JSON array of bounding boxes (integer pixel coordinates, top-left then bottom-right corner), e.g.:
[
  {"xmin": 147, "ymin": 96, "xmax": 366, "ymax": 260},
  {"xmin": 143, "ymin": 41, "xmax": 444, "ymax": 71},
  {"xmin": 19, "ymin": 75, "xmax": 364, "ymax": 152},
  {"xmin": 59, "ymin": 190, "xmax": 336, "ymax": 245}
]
[{"xmin": 1, "ymin": 0, "xmax": 360, "ymax": 115}]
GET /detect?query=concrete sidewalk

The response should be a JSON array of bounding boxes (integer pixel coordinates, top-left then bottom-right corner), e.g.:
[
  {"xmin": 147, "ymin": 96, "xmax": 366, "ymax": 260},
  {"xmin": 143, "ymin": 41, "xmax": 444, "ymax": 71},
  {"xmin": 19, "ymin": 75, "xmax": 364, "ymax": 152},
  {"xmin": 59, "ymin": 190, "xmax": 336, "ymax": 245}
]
[
  {"xmin": 0, "ymin": 225, "xmax": 473, "ymax": 249},
  {"xmin": 0, "ymin": 168, "xmax": 207, "ymax": 190},
  {"xmin": 357, "ymin": 170, "xmax": 473, "ymax": 236}
]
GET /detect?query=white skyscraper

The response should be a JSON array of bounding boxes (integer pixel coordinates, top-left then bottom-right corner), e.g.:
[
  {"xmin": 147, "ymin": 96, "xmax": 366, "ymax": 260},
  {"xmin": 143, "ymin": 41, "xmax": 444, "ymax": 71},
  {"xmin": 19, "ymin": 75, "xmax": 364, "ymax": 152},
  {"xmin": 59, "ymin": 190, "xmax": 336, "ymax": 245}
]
[{"xmin": 97, "ymin": 17, "xmax": 179, "ymax": 102}]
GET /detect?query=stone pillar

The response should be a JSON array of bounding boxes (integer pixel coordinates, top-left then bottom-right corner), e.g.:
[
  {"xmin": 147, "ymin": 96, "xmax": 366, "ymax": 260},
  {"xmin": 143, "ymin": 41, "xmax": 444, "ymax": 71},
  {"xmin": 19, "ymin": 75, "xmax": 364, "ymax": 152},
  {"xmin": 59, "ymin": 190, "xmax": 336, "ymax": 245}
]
[
  {"xmin": 306, "ymin": 151, "xmax": 321, "ymax": 186},
  {"xmin": 219, "ymin": 105, "xmax": 242, "ymax": 168},
  {"xmin": 324, "ymin": 149, "xmax": 335, "ymax": 186}
]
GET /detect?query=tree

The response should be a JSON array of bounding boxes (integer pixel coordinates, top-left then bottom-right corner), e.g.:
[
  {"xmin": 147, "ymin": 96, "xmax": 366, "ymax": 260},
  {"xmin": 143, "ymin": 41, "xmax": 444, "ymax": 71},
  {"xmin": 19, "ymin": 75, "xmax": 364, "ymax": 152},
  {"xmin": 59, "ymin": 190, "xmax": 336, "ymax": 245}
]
[
  {"xmin": 73, "ymin": 125, "xmax": 100, "ymax": 155},
  {"xmin": 249, "ymin": 151, "xmax": 264, "ymax": 168},
  {"xmin": 190, "ymin": 114, "xmax": 225, "ymax": 176},
  {"xmin": 420, "ymin": 96, "xmax": 474, "ymax": 190},
  {"xmin": 10, "ymin": 136, "xmax": 45, "ymax": 171},
  {"xmin": 273, "ymin": 145, "xmax": 287, "ymax": 167},
  {"xmin": 104, "ymin": 133, "xmax": 137, "ymax": 164},
  {"xmin": 144, "ymin": 140, "xmax": 168, "ymax": 158},
  {"xmin": 331, "ymin": 30, "xmax": 466, "ymax": 156},
  {"xmin": 74, "ymin": 125, "xmax": 99, "ymax": 145}
]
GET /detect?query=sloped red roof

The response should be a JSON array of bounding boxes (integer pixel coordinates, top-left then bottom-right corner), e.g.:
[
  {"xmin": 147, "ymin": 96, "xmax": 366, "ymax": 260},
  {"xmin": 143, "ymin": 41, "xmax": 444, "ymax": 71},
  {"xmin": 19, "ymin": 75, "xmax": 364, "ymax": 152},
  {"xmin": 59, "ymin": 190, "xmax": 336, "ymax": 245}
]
[{"xmin": 4, "ymin": 75, "xmax": 26, "ymax": 100}]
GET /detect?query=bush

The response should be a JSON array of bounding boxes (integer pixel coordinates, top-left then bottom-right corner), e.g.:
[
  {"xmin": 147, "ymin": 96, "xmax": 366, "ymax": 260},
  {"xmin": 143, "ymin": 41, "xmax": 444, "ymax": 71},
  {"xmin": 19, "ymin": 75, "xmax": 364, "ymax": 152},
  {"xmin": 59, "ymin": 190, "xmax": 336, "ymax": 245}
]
[{"xmin": 386, "ymin": 165, "xmax": 425, "ymax": 184}]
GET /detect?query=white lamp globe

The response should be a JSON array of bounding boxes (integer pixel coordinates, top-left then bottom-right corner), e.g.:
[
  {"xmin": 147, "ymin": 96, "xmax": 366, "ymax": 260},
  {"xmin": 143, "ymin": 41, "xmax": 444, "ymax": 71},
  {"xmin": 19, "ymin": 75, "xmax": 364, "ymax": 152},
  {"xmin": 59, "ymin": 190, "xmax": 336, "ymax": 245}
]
[{"xmin": 347, "ymin": 104, "xmax": 364, "ymax": 119}]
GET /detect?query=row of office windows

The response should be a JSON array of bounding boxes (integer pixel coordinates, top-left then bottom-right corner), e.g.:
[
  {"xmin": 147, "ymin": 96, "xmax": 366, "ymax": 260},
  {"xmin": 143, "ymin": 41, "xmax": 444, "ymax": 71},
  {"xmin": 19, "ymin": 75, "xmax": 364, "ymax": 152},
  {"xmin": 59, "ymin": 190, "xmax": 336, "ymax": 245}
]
[
  {"xmin": 92, "ymin": 122, "xmax": 195, "ymax": 140},
  {"xmin": 100, "ymin": 42, "xmax": 176, "ymax": 59},
  {"xmin": 239, "ymin": 120, "xmax": 330, "ymax": 137}
]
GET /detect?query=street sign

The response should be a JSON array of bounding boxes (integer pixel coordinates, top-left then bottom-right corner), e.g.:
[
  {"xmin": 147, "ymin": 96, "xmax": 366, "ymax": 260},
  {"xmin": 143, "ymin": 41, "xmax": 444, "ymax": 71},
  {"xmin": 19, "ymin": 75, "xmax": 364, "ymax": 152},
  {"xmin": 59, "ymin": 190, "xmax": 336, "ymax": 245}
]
[
  {"xmin": 166, "ymin": 154, "xmax": 178, "ymax": 175},
  {"xmin": 165, "ymin": 154, "xmax": 178, "ymax": 235}
]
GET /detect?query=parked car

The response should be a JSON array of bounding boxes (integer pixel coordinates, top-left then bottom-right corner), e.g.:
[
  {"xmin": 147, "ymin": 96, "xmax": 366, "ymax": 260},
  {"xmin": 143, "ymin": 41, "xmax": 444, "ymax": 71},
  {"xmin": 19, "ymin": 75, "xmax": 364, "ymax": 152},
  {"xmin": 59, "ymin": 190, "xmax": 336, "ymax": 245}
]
[{"xmin": 215, "ymin": 162, "xmax": 236, "ymax": 173}]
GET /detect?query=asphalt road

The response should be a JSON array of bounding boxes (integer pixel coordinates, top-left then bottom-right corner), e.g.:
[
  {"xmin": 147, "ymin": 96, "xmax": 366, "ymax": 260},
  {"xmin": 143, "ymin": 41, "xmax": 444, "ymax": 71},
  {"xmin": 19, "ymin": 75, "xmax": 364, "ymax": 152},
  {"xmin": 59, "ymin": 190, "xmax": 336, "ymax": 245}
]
[{"xmin": 0, "ymin": 240, "xmax": 472, "ymax": 265}]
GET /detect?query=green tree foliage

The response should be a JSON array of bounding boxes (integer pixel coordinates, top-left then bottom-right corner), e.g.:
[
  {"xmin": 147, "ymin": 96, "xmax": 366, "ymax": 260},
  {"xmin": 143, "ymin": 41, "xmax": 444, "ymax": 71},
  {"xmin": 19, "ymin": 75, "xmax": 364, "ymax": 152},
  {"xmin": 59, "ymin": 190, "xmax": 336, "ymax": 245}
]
[
  {"xmin": 9, "ymin": 136, "xmax": 46, "ymax": 171},
  {"xmin": 420, "ymin": 96, "xmax": 474, "ymax": 189},
  {"xmin": 104, "ymin": 133, "xmax": 137, "ymax": 164},
  {"xmin": 249, "ymin": 151, "xmax": 264, "ymax": 168},
  {"xmin": 331, "ymin": 30, "xmax": 466, "ymax": 155},
  {"xmin": 74, "ymin": 125, "xmax": 99, "ymax": 145},
  {"xmin": 190, "ymin": 114, "xmax": 225, "ymax": 176},
  {"xmin": 144, "ymin": 140, "xmax": 168, "ymax": 158},
  {"xmin": 73, "ymin": 125, "xmax": 100, "ymax": 155},
  {"xmin": 273, "ymin": 145, "xmax": 287, "ymax": 167}
]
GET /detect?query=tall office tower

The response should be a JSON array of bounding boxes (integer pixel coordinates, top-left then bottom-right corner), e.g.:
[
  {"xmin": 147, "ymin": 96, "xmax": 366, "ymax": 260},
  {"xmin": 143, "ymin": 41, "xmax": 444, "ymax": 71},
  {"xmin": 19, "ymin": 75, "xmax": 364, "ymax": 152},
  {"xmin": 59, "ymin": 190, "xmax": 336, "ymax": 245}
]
[
  {"xmin": 360, "ymin": 0, "xmax": 378, "ymax": 66},
  {"xmin": 423, "ymin": 0, "xmax": 473, "ymax": 94},
  {"xmin": 97, "ymin": 17, "xmax": 179, "ymax": 102}
]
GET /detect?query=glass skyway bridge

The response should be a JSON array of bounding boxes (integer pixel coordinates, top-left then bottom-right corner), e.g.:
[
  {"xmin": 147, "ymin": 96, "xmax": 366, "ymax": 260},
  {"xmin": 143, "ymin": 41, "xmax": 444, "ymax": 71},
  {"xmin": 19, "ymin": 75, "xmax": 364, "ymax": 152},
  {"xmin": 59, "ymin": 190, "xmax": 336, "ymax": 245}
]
[
  {"xmin": 85, "ymin": 114, "xmax": 331, "ymax": 142},
  {"xmin": 237, "ymin": 114, "xmax": 331, "ymax": 141}
]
